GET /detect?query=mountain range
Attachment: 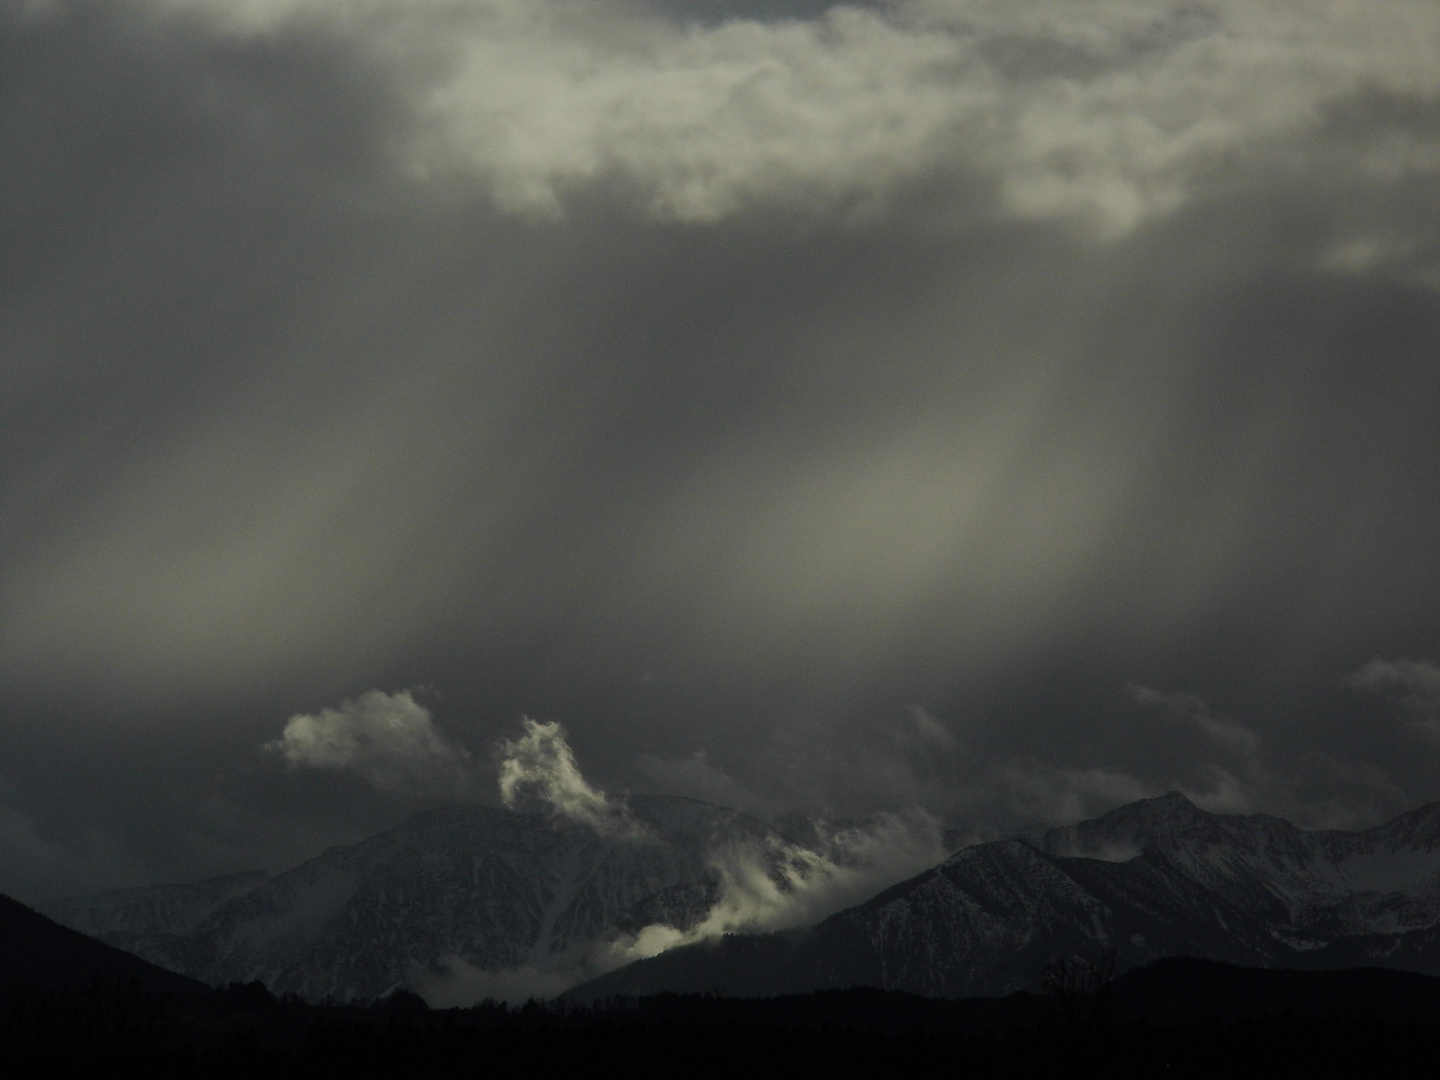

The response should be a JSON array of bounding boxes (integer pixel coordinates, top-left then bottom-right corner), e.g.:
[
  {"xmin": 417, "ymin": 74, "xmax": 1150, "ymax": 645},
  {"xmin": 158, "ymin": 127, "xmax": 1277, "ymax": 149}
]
[
  {"xmin": 568, "ymin": 792, "xmax": 1440, "ymax": 999},
  {"xmin": 38, "ymin": 796, "xmax": 812, "ymax": 1002},
  {"xmin": 40, "ymin": 790, "xmax": 1440, "ymax": 1003}
]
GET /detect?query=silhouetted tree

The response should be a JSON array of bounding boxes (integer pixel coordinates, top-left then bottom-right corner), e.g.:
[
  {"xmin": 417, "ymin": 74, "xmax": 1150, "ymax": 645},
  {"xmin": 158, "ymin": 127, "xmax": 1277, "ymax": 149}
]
[{"xmin": 1041, "ymin": 947, "xmax": 1116, "ymax": 1031}]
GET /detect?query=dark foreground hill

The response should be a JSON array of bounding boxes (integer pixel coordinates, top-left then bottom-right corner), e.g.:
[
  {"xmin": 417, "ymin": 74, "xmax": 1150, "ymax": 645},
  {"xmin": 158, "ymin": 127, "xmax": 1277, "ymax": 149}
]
[
  {"xmin": 0, "ymin": 893, "xmax": 207, "ymax": 995},
  {"xmin": 8, "ymin": 958, "xmax": 1440, "ymax": 1076}
]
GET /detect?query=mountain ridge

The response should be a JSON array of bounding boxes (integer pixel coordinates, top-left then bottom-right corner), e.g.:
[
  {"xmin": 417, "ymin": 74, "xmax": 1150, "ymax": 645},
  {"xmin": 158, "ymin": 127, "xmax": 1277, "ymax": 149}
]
[
  {"xmin": 39, "ymin": 795, "xmax": 819, "ymax": 1002},
  {"xmin": 566, "ymin": 792, "xmax": 1440, "ymax": 1000},
  {"xmin": 45, "ymin": 790, "xmax": 1440, "ymax": 1005}
]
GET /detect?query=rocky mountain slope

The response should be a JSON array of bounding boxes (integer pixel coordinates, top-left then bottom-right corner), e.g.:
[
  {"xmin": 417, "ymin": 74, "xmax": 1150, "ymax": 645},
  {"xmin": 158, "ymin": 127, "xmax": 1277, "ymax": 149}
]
[
  {"xmin": 39, "ymin": 796, "xmax": 809, "ymax": 1002},
  {"xmin": 569, "ymin": 792, "xmax": 1440, "ymax": 1000}
]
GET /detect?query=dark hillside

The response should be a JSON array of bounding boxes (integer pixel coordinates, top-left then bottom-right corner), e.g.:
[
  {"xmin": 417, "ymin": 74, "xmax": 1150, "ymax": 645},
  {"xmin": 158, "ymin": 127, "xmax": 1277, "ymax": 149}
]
[
  {"xmin": 1113, "ymin": 956, "xmax": 1440, "ymax": 1024},
  {"xmin": 0, "ymin": 892, "xmax": 207, "ymax": 994},
  {"xmin": 6, "ymin": 959, "xmax": 1440, "ymax": 1075}
]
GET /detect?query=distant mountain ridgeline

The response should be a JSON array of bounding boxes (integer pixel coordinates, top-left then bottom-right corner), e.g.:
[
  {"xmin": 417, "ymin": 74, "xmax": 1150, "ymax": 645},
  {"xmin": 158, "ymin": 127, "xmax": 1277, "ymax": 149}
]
[
  {"xmin": 570, "ymin": 792, "xmax": 1440, "ymax": 1000},
  {"xmin": 39, "ymin": 790, "xmax": 1440, "ymax": 1005},
  {"xmin": 37, "ymin": 796, "xmax": 846, "ymax": 1003}
]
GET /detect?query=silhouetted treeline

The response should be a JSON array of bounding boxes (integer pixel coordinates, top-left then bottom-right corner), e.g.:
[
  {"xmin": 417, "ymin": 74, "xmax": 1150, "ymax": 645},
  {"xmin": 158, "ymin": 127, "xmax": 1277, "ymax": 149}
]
[{"xmin": 7, "ymin": 960, "xmax": 1440, "ymax": 1076}]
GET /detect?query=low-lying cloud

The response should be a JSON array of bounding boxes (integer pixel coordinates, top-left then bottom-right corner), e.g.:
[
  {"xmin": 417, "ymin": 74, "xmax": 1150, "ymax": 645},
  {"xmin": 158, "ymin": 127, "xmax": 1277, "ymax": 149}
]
[
  {"xmin": 268, "ymin": 682, "xmax": 1435, "ymax": 1005},
  {"xmin": 745, "ymin": 683, "xmax": 1412, "ymax": 833},
  {"xmin": 265, "ymin": 689, "xmax": 472, "ymax": 793},
  {"xmin": 419, "ymin": 721, "xmax": 949, "ymax": 1002},
  {"xmin": 420, "ymin": 957, "xmax": 578, "ymax": 1008},
  {"xmin": 419, "ymin": 808, "xmax": 949, "ymax": 1004}
]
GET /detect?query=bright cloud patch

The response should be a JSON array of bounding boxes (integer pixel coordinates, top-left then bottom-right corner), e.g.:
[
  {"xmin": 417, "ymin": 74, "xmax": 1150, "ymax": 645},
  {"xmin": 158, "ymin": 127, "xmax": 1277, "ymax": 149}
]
[
  {"xmin": 266, "ymin": 689, "xmax": 471, "ymax": 792},
  {"xmin": 495, "ymin": 718, "xmax": 639, "ymax": 834},
  {"xmin": 153, "ymin": 0, "xmax": 1440, "ymax": 233}
]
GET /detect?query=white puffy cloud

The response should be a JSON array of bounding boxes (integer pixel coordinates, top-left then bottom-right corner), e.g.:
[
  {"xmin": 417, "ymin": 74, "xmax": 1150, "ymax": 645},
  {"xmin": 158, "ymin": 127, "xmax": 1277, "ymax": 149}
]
[
  {"xmin": 266, "ymin": 689, "xmax": 472, "ymax": 792},
  {"xmin": 143, "ymin": 0, "xmax": 1440, "ymax": 233},
  {"xmin": 436, "ymin": 722, "xmax": 947, "ymax": 999},
  {"xmin": 495, "ymin": 717, "xmax": 640, "ymax": 834}
]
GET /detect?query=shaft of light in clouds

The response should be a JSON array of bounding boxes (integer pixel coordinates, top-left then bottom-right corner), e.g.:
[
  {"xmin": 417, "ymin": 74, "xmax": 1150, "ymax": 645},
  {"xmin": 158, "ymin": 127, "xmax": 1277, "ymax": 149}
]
[
  {"xmin": 4, "ymin": 0, "xmax": 1439, "ymax": 714},
  {"xmin": 3, "ymin": 0, "xmax": 1440, "ymax": 902}
]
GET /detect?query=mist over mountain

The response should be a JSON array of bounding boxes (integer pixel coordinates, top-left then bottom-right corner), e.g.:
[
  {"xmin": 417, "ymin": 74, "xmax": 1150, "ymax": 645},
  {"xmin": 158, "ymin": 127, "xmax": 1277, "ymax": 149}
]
[
  {"xmin": 39, "ymin": 793, "xmax": 945, "ymax": 1003},
  {"xmin": 569, "ymin": 792, "xmax": 1440, "ymax": 1000},
  {"xmin": 41, "ymin": 787, "xmax": 1440, "ymax": 1007}
]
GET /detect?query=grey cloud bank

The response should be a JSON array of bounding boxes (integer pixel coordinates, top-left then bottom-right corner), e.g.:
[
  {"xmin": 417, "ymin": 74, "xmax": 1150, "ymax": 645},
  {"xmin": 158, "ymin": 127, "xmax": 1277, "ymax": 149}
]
[
  {"xmin": 153, "ymin": 0, "xmax": 1440, "ymax": 232},
  {"xmin": 0, "ymin": 0, "xmax": 1439, "ymax": 901}
]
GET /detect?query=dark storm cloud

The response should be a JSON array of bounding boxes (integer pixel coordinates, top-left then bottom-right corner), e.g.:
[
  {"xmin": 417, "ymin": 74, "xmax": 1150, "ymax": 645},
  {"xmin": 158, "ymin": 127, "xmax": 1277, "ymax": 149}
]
[{"xmin": 2, "ymin": 0, "xmax": 1440, "ymax": 900}]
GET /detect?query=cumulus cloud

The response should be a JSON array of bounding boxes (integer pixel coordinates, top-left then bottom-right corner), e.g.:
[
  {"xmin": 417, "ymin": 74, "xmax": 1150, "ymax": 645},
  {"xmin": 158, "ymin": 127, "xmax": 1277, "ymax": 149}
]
[
  {"xmin": 101, "ymin": 0, "xmax": 1440, "ymax": 234},
  {"xmin": 495, "ymin": 718, "xmax": 640, "ymax": 835},
  {"xmin": 1348, "ymin": 657, "xmax": 1440, "ymax": 744},
  {"xmin": 265, "ymin": 689, "xmax": 472, "ymax": 792}
]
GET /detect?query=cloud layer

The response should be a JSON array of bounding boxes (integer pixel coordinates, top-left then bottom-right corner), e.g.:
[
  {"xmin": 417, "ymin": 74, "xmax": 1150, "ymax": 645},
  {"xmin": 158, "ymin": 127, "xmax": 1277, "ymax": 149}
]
[
  {"xmin": 2, "ymin": 1, "xmax": 1440, "ymax": 901},
  {"xmin": 149, "ymin": 0, "xmax": 1440, "ymax": 234}
]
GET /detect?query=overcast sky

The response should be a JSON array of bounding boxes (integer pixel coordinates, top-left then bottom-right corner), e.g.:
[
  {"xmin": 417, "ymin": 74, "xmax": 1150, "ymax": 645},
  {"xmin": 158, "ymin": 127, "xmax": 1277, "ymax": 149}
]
[{"xmin": 3, "ymin": 0, "xmax": 1440, "ymax": 902}]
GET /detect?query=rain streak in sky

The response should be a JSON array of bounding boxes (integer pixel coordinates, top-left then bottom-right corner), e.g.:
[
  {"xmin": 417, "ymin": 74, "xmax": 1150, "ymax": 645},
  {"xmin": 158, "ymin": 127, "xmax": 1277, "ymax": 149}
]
[{"xmin": 2, "ymin": 0, "xmax": 1440, "ymax": 900}]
